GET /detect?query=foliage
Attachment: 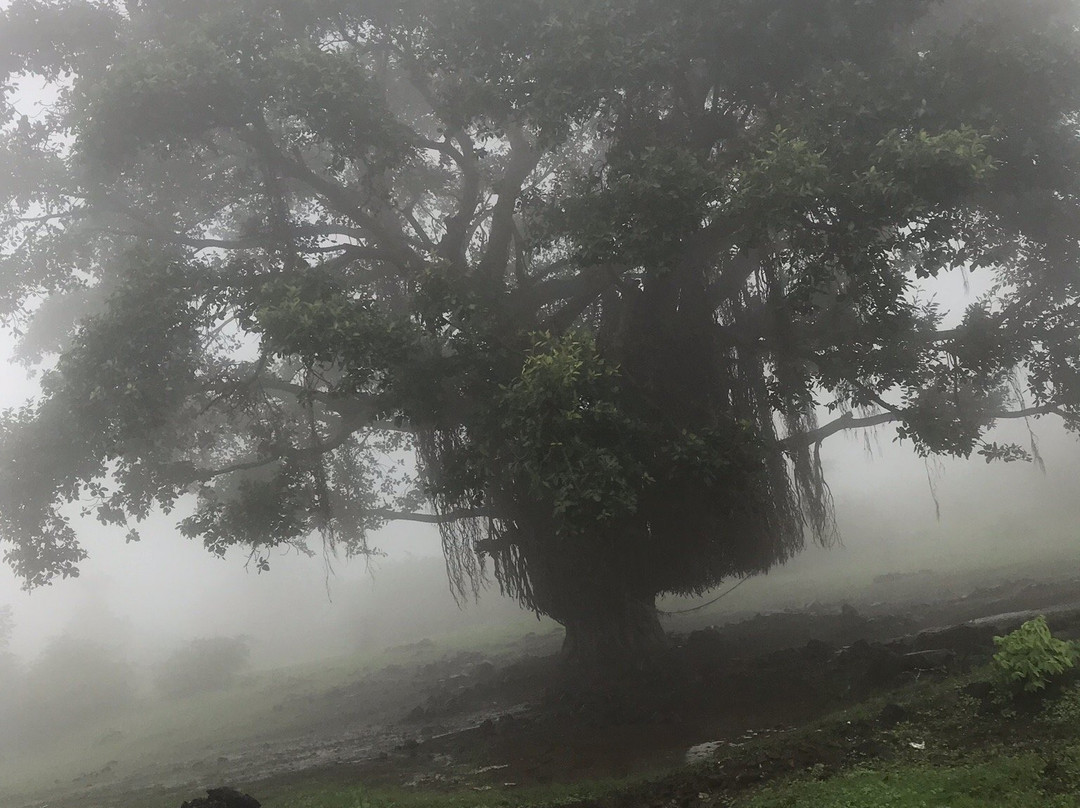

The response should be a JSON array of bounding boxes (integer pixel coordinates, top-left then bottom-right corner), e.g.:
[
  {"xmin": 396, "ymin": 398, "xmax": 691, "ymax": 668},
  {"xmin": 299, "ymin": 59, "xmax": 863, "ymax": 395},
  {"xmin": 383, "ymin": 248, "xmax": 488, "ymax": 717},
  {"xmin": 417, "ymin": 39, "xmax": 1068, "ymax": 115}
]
[
  {"xmin": 154, "ymin": 635, "xmax": 251, "ymax": 697},
  {"xmin": 2, "ymin": 0, "xmax": 1080, "ymax": 653},
  {"xmin": 991, "ymin": 616, "xmax": 1079, "ymax": 694}
]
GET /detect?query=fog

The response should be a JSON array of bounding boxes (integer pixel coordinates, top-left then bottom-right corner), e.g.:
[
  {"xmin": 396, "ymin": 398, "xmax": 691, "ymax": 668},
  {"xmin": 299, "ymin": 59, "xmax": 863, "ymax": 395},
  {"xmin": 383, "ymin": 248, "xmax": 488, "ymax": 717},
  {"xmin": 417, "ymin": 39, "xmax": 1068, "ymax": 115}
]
[
  {"xmin": 2, "ymin": 12, "xmax": 1080, "ymax": 798},
  {"xmin": 1, "ymin": 4, "xmax": 1073, "ymax": 711},
  {"xmin": 1, "ymin": 320, "xmax": 1077, "ymax": 672},
  {"xmin": 4, "ymin": 259, "xmax": 1073, "ymax": 673}
]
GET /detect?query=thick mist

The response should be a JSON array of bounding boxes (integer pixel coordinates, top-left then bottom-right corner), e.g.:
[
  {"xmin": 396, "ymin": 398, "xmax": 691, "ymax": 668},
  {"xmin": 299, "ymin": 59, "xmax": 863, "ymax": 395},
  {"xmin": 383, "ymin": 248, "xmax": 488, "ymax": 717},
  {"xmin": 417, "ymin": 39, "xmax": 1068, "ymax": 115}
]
[{"xmin": 1, "ymin": 378, "xmax": 1075, "ymax": 668}]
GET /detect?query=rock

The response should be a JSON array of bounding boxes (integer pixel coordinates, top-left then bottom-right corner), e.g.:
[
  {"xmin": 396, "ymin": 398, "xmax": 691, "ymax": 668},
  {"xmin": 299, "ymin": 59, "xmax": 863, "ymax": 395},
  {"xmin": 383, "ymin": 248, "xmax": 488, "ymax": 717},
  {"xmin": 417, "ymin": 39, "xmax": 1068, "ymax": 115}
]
[
  {"xmin": 180, "ymin": 786, "xmax": 261, "ymax": 808},
  {"xmin": 685, "ymin": 740, "xmax": 725, "ymax": 764},
  {"xmin": 840, "ymin": 603, "xmax": 860, "ymax": 619},
  {"xmin": 802, "ymin": 638, "xmax": 836, "ymax": 662},
  {"xmin": 902, "ymin": 649, "xmax": 956, "ymax": 671},
  {"xmin": 839, "ymin": 640, "xmax": 904, "ymax": 685},
  {"xmin": 914, "ymin": 624, "xmax": 996, "ymax": 655}
]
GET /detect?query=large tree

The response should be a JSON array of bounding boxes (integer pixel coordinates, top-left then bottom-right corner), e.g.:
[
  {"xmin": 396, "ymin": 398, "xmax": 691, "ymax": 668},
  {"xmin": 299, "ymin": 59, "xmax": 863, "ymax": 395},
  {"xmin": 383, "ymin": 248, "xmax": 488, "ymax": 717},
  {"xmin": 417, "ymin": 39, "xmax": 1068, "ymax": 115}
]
[{"xmin": 2, "ymin": 0, "xmax": 1080, "ymax": 670}]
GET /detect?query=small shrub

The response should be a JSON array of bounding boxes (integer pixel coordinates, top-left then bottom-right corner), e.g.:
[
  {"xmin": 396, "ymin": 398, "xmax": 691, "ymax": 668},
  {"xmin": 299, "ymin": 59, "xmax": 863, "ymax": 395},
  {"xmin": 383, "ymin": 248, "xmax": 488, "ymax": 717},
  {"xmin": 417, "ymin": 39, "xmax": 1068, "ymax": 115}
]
[{"xmin": 991, "ymin": 616, "xmax": 1079, "ymax": 694}]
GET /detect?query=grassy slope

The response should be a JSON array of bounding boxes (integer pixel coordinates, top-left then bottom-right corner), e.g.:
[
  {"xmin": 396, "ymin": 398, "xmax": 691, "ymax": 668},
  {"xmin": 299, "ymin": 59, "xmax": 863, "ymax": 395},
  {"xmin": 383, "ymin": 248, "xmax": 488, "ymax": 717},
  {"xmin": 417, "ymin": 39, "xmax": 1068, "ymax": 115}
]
[
  {"xmin": 7, "ymin": 552, "xmax": 1079, "ymax": 808},
  {"xmin": 0, "ymin": 618, "xmax": 562, "ymax": 808},
  {"xmin": 252, "ymin": 672, "xmax": 1080, "ymax": 808}
]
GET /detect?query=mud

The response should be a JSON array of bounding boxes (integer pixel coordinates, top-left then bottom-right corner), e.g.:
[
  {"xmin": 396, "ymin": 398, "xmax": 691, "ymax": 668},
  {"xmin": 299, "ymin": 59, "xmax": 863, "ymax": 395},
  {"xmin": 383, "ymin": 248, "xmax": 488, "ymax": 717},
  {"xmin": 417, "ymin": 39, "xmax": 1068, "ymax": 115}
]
[{"xmin": 10, "ymin": 572, "xmax": 1080, "ymax": 808}]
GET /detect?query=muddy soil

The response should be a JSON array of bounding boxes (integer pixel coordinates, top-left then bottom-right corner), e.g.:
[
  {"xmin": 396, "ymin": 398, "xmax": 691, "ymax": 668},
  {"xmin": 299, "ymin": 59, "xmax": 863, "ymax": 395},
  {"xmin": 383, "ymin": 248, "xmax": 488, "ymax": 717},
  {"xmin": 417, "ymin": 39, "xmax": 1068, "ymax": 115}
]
[{"xmin": 15, "ymin": 571, "xmax": 1080, "ymax": 808}]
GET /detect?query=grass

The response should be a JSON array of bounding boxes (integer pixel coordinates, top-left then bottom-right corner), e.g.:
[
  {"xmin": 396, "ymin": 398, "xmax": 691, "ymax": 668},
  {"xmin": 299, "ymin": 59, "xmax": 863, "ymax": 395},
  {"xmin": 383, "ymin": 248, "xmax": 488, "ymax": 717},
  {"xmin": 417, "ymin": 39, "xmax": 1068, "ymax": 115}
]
[
  {"xmin": 6, "ymin": 564, "xmax": 1079, "ymax": 808},
  {"xmin": 732, "ymin": 673, "xmax": 1080, "ymax": 808},
  {"xmin": 12, "ymin": 674, "xmax": 1080, "ymax": 808},
  {"xmin": 251, "ymin": 675, "xmax": 1080, "ymax": 808},
  {"xmin": 739, "ymin": 755, "xmax": 1080, "ymax": 808}
]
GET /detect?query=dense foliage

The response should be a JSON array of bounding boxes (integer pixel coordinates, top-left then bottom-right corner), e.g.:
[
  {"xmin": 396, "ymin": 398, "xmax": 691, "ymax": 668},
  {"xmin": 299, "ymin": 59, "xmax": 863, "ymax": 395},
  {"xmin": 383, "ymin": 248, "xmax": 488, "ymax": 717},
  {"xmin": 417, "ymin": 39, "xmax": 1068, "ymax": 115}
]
[{"xmin": 2, "ymin": 0, "xmax": 1080, "ymax": 661}]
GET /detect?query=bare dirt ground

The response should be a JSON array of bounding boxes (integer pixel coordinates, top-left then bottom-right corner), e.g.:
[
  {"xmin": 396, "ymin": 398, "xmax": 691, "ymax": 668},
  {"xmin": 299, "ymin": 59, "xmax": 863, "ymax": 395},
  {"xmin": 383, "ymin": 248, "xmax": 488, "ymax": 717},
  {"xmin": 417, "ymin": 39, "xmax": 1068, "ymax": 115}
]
[{"xmin": 9, "ymin": 567, "xmax": 1080, "ymax": 808}]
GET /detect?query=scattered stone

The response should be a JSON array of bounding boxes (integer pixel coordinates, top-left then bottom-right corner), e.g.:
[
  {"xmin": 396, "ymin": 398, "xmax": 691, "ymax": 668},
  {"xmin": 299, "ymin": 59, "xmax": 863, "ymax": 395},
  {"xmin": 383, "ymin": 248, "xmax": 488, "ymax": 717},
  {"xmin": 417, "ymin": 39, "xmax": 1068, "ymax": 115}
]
[
  {"xmin": 914, "ymin": 624, "xmax": 996, "ymax": 655},
  {"xmin": 902, "ymin": 649, "xmax": 956, "ymax": 671},
  {"xmin": 180, "ymin": 786, "xmax": 260, "ymax": 808},
  {"xmin": 685, "ymin": 741, "xmax": 725, "ymax": 764}
]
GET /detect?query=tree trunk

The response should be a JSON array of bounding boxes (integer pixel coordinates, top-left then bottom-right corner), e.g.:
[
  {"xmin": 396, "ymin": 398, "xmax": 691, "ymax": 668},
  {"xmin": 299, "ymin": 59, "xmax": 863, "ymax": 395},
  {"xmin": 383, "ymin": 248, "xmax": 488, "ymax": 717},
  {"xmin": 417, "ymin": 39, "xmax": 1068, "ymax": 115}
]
[{"xmin": 558, "ymin": 595, "xmax": 670, "ymax": 676}]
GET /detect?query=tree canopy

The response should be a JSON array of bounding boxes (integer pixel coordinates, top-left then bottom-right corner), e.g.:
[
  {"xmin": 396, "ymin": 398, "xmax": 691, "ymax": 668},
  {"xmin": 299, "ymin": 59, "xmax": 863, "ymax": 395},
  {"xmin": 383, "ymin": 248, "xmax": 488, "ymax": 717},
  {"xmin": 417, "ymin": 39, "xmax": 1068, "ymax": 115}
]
[{"xmin": 2, "ymin": 0, "xmax": 1080, "ymax": 663}]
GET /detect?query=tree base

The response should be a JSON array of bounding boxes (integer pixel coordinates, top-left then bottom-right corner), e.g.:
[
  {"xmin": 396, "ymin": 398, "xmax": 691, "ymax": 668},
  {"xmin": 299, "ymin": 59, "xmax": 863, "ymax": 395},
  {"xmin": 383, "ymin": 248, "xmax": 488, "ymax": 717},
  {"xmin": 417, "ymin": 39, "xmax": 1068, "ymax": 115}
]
[{"xmin": 558, "ymin": 598, "xmax": 671, "ymax": 680}]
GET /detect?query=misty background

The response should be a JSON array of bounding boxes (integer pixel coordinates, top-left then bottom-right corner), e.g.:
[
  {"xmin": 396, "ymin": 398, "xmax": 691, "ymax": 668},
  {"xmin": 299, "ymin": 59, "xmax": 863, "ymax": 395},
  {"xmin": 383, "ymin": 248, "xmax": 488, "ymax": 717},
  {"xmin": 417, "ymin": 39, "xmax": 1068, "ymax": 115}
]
[
  {"xmin": 0, "ymin": 22, "xmax": 1074, "ymax": 687},
  {"xmin": 0, "ymin": 268, "xmax": 1076, "ymax": 672}
]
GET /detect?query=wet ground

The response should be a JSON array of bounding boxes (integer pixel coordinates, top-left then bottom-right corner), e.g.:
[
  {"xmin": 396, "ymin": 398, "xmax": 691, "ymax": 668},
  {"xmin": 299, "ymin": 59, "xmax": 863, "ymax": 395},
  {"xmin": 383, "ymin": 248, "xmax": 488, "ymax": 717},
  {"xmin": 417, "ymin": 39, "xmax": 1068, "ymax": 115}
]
[{"xmin": 8, "ymin": 570, "xmax": 1080, "ymax": 808}]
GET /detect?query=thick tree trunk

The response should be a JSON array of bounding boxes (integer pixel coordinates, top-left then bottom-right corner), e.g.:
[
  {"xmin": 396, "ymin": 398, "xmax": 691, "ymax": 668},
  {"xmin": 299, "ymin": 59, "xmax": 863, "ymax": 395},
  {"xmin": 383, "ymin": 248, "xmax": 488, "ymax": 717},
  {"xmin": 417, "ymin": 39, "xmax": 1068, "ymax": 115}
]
[{"xmin": 558, "ymin": 595, "xmax": 670, "ymax": 676}]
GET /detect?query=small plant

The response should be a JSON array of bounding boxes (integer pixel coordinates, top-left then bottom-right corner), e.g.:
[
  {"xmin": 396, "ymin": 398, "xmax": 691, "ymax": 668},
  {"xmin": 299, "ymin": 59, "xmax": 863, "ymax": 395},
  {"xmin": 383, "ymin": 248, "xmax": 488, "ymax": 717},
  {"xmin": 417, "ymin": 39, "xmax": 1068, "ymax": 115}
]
[{"xmin": 991, "ymin": 616, "xmax": 1079, "ymax": 694}]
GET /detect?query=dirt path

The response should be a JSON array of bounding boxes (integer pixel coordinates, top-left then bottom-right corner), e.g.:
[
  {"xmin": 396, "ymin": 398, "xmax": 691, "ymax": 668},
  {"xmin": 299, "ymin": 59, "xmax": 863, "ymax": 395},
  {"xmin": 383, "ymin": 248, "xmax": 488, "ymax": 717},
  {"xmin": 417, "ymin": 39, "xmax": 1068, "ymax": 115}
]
[{"xmin": 229, "ymin": 573, "xmax": 1080, "ymax": 794}]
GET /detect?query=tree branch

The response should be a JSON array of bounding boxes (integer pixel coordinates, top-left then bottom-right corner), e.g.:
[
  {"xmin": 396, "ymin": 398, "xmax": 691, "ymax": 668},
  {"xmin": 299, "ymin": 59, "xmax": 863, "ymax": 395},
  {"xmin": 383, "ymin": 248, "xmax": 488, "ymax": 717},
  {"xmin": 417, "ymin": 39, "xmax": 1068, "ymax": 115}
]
[
  {"xmin": 537, "ymin": 266, "xmax": 626, "ymax": 332},
  {"xmin": 367, "ymin": 507, "xmax": 490, "ymax": 524},
  {"xmin": 478, "ymin": 126, "xmax": 540, "ymax": 280},
  {"xmin": 782, "ymin": 403, "xmax": 1065, "ymax": 450},
  {"xmin": 238, "ymin": 122, "xmax": 424, "ymax": 274},
  {"xmin": 437, "ymin": 129, "xmax": 483, "ymax": 266}
]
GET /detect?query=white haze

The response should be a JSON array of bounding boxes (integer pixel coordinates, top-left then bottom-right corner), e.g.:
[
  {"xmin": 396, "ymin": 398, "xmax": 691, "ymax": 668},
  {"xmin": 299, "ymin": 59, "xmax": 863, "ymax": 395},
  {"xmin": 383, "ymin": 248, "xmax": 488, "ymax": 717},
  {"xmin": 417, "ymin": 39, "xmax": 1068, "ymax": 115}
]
[
  {"xmin": 1, "ymin": 266, "xmax": 1078, "ymax": 674},
  {"xmin": 2, "ymin": 40, "xmax": 1072, "ymax": 678}
]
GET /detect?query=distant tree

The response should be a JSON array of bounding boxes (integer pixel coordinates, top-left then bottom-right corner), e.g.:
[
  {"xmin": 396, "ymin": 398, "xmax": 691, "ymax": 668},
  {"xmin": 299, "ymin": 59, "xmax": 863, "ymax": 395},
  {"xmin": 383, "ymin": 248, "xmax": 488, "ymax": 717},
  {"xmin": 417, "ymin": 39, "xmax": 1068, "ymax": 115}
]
[
  {"xmin": 0, "ymin": 605, "xmax": 14, "ymax": 675},
  {"xmin": 2, "ymin": 0, "xmax": 1080, "ymax": 671},
  {"xmin": 14, "ymin": 635, "xmax": 135, "ymax": 741},
  {"xmin": 154, "ymin": 636, "xmax": 251, "ymax": 697}
]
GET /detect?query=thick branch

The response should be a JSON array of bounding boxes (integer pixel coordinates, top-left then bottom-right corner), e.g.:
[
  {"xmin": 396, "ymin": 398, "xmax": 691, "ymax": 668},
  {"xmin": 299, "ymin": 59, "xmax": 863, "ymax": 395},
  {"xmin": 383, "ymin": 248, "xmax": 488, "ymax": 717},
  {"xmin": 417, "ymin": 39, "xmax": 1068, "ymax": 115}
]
[
  {"xmin": 437, "ymin": 130, "xmax": 482, "ymax": 266},
  {"xmin": 538, "ymin": 266, "xmax": 626, "ymax": 332},
  {"xmin": 239, "ymin": 122, "xmax": 424, "ymax": 274},
  {"xmin": 367, "ymin": 507, "xmax": 490, "ymax": 524},
  {"xmin": 781, "ymin": 410, "xmax": 899, "ymax": 449},
  {"xmin": 782, "ymin": 402, "xmax": 1065, "ymax": 450},
  {"xmin": 477, "ymin": 126, "xmax": 540, "ymax": 279}
]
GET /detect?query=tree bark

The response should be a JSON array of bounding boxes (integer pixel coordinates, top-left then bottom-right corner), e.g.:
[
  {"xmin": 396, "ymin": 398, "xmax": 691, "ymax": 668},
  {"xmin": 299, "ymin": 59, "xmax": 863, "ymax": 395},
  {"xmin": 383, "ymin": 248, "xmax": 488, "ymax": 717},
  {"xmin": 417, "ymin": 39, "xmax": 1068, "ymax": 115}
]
[{"xmin": 558, "ymin": 594, "xmax": 670, "ymax": 677}]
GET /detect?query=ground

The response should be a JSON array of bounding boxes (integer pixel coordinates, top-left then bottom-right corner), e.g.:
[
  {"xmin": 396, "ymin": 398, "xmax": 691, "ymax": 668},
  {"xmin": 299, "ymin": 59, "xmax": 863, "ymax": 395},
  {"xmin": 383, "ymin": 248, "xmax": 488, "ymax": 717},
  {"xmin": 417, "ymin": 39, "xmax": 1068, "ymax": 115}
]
[{"xmin": 3, "ymin": 551, "xmax": 1080, "ymax": 808}]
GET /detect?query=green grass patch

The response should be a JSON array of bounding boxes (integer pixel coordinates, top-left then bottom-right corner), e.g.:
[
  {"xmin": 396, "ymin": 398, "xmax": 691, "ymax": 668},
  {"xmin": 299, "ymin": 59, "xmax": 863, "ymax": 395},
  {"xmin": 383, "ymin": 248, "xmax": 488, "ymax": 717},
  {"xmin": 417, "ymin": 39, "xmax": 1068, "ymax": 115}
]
[{"xmin": 738, "ymin": 754, "xmax": 1080, "ymax": 808}]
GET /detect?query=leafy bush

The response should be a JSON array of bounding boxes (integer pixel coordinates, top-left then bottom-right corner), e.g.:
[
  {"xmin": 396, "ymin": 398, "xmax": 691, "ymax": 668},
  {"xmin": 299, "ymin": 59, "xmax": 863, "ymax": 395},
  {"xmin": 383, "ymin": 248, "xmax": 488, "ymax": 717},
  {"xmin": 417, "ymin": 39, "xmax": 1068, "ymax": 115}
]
[
  {"xmin": 992, "ymin": 616, "xmax": 1079, "ymax": 694},
  {"xmin": 154, "ymin": 636, "xmax": 251, "ymax": 698}
]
